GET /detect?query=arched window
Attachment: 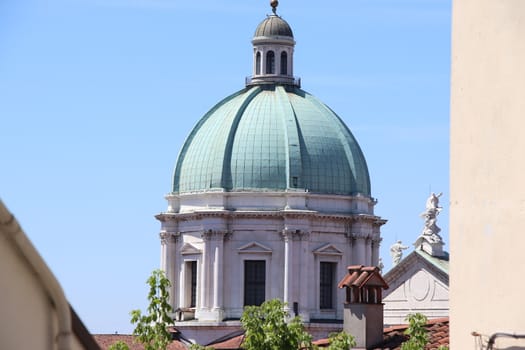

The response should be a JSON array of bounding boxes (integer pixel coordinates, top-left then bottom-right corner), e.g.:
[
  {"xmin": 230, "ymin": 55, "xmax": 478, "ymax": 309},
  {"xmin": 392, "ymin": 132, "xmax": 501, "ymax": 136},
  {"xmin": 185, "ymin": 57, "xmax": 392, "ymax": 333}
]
[
  {"xmin": 266, "ymin": 51, "xmax": 275, "ymax": 74},
  {"xmin": 255, "ymin": 52, "xmax": 261, "ymax": 75},
  {"xmin": 280, "ymin": 51, "xmax": 288, "ymax": 75}
]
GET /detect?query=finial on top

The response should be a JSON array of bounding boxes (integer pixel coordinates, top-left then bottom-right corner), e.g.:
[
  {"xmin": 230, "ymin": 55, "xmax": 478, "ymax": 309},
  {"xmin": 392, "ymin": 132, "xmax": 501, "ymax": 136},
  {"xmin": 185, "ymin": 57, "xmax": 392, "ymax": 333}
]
[{"xmin": 270, "ymin": 0, "xmax": 278, "ymax": 14}]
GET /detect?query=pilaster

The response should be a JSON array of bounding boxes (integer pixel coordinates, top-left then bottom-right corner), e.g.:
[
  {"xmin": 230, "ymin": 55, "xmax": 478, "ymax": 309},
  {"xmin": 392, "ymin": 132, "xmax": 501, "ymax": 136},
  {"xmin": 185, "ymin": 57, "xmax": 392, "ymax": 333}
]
[
  {"xmin": 159, "ymin": 231, "xmax": 180, "ymax": 307},
  {"xmin": 197, "ymin": 229, "xmax": 228, "ymax": 322}
]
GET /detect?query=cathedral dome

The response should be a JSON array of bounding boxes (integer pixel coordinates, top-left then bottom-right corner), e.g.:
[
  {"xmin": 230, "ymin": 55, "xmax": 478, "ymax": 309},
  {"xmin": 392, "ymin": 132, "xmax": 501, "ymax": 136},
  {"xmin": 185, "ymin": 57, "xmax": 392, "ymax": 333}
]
[
  {"xmin": 172, "ymin": 85, "xmax": 371, "ymax": 196},
  {"xmin": 254, "ymin": 14, "xmax": 294, "ymax": 38}
]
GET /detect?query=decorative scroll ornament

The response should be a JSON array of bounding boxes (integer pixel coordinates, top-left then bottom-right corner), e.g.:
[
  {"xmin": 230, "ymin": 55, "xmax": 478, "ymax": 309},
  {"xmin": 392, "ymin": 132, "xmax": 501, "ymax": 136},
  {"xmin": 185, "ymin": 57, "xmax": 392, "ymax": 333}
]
[
  {"xmin": 159, "ymin": 231, "xmax": 179, "ymax": 244},
  {"xmin": 201, "ymin": 229, "xmax": 229, "ymax": 241}
]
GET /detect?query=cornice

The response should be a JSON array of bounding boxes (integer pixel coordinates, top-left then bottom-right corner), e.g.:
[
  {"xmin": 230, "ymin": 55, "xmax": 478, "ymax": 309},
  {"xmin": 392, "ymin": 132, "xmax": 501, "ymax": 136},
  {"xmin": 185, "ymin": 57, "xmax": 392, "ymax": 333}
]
[{"xmin": 156, "ymin": 210, "xmax": 384, "ymax": 224}]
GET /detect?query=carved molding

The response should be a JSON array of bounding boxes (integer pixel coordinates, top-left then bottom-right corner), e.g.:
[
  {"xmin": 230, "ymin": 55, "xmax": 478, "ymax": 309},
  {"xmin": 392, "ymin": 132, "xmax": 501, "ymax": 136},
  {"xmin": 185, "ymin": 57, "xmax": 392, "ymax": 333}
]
[
  {"xmin": 159, "ymin": 231, "xmax": 180, "ymax": 245},
  {"xmin": 157, "ymin": 210, "xmax": 384, "ymax": 225},
  {"xmin": 281, "ymin": 228, "xmax": 310, "ymax": 241},
  {"xmin": 313, "ymin": 243, "xmax": 344, "ymax": 256},
  {"xmin": 351, "ymin": 232, "xmax": 372, "ymax": 240},
  {"xmin": 201, "ymin": 229, "xmax": 229, "ymax": 241},
  {"xmin": 238, "ymin": 241, "xmax": 273, "ymax": 254}
]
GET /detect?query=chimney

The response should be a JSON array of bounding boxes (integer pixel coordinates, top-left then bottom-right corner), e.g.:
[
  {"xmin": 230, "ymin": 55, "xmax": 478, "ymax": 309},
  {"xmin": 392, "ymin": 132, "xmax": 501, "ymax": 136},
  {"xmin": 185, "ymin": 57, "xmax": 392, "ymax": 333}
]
[{"xmin": 338, "ymin": 265, "xmax": 389, "ymax": 349}]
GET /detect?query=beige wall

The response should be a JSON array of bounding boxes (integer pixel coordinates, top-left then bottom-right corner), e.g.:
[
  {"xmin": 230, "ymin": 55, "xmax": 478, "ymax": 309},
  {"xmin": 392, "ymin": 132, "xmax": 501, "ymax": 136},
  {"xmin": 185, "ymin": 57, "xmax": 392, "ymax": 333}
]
[
  {"xmin": 450, "ymin": 0, "xmax": 525, "ymax": 348},
  {"xmin": 0, "ymin": 232, "xmax": 60, "ymax": 350},
  {"xmin": 0, "ymin": 201, "xmax": 97, "ymax": 350}
]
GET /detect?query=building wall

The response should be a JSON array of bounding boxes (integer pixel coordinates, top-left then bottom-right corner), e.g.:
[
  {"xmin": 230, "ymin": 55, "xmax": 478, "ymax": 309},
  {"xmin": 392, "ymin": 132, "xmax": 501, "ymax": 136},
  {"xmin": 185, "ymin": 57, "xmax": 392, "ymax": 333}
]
[
  {"xmin": 0, "ymin": 201, "xmax": 98, "ymax": 350},
  {"xmin": 450, "ymin": 0, "xmax": 525, "ymax": 348},
  {"xmin": 0, "ymin": 232, "xmax": 59, "ymax": 350},
  {"xmin": 383, "ymin": 264, "xmax": 448, "ymax": 325},
  {"xmin": 0, "ymin": 237, "xmax": 94, "ymax": 350},
  {"xmin": 159, "ymin": 191, "xmax": 383, "ymax": 342}
]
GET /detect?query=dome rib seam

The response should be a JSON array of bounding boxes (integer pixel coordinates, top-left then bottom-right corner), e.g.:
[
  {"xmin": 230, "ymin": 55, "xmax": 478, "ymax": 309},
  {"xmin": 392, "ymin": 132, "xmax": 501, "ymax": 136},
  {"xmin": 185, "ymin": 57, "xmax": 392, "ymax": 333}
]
[
  {"xmin": 172, "ymin": 89, "xmax": 246, "ymax": 193},
  {"xmin": 219, "ymin": 86, "xmax": 262, "ymax": 191}
]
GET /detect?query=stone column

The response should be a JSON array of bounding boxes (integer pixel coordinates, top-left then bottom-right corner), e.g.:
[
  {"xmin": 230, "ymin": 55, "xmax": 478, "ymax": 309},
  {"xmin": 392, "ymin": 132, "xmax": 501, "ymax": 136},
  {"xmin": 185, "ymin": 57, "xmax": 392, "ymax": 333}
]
[
  {"xmin": 364, "ymin": 238, "xmax": 371, "ymax": 266},
  {"xmin": 200, "ymin": 231, "xmax": 211, "ymax": 312},
  {"xmin": 298, "ymin": 231, "xmax": 310, "ymax": 321},
  {"xmin": 212, "ymin": 231, "xmax": 226, "ymax": 315},
  {"xmin": 371, "ymin": 237, "xmax": 382, "ymax": 266},
  {"xmin": 353, "ymin": 234, "xmax": 367, "ymax": 265},
  {"xmin": 199, "ymin": 229, "xmax": 226, "ymax": 322},
  {"xmin": 160, "ymin": 231, "xmax": 179, "ymax": 308},
  {"xmin": 282, "ymin": 229, "xmax": 293, "ymax": 313}
]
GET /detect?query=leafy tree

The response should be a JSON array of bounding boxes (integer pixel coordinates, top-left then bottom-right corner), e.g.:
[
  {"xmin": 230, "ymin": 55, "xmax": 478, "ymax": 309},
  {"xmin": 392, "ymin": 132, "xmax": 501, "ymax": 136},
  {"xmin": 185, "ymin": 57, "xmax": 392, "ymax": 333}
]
[
  {"xmin": 401, "ymin": 313, "xmax": 429, "ymax": 350},
  {"xmin": 240, "ymin": 299, "xmax": 314, "ymax": 350},
  {"xmin": 130, "ymin": 269, "xmax": 174, "ymax": 350},
  {"xmin": 107, "ymin": 340, "xmax": 130, "ymax": 350},
  {"xmin": 189, "ymin": 344, "xmax": 213, "ymax": 350},
  {"xmin": 327, "ymin": 331, "xmax": 356, "ymax": 350},
  {"xmin": 190, "ymin": 344, "xmax": 213, "ymax": 350}
]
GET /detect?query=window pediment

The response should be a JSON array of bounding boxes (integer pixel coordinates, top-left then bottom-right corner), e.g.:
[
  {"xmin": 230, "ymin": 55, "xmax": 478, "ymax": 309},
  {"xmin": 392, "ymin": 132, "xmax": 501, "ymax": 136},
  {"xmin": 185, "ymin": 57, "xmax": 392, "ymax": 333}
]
[
  {"xmin": 180, "ymin": 243, "xmax": 201, "ymax": 255},
  {"xmin": 313, "ymin": 243, "xmax": 343, "ymax": 256},
  {"xmin": 238, "ymin": 241, "xmax": 272, "ymax": 254}
]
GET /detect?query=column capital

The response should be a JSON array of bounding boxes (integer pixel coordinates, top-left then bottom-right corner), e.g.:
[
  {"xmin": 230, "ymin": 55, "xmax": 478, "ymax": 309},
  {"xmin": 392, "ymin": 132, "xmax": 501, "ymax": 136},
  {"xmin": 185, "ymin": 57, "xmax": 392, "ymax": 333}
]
[
  {"xmin": 159, "ymin": 231, "xmax": 180, "ymax": 245},
  {"xmin": 371, "ymin": 236, "xmax": 383, "ymax": 245},
  {"xmin": 351, "ymin": 232, "xmax": 371, "ymax": 240},
  {"xmin": 201, "ymin": 229, "xmax": 229, "ymax": 241},
  {"xmin": 281, "ymin": 228, "xmax": 310, "ymax": 241}
]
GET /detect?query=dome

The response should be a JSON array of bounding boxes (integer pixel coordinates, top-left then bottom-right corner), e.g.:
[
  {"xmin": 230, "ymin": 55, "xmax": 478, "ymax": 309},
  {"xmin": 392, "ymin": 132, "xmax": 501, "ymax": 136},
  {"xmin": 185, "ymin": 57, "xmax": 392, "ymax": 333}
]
[
  {"xmin": 254, "ymin": 14, "xmax": 294, "ymax": 38},
  {"xmin": 172, "ymin": 85, "xmax": 371, "ymax": 196}
]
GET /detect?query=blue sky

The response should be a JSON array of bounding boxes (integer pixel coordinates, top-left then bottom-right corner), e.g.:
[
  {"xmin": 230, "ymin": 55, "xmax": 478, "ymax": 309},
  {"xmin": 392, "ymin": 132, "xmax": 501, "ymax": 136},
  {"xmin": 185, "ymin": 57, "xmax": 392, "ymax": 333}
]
[{"xmin": 0, "ymin": 0, "xmax": 451, "ymax": 334}]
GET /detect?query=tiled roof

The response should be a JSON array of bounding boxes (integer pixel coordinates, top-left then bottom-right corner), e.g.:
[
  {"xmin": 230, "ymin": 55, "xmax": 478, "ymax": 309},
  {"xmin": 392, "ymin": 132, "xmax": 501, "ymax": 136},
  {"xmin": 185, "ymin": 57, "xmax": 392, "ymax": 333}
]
[
  {"xmin": 377, "ymin": 317, "xmax": 449, "ymax": 350},
  {"xmin": 206, "ymin": 331, "xmax": 245, "ymax": 349},
  {"xmin": 313, "ymin": 317, "xmax": 449, "ymax": 349},
  {"xmin": 337, "ymin": 265, "xmax": 388, "ymax": 289},
  {"xmin": 95, "ymin": 317, "xmax": 449, "ymax": 350},
  {"xmin": 93, "ymin": 334, "xmax": 188, "ymax": 350}
]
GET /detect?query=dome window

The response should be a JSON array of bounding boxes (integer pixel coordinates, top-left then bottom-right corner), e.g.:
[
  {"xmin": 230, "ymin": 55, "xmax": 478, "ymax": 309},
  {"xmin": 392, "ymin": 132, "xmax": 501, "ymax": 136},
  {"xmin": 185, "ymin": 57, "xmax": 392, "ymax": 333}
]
[
  {"xmin": 256, "ymin": 52, "xmax": 261, "ymax": 75},
  {"xmin": 280, "ymin": 51, "xmax": 288, "ymax": 75},
  {"xmin": 266, "ymin": 51, "xmax": 275, "ymax": 74}
]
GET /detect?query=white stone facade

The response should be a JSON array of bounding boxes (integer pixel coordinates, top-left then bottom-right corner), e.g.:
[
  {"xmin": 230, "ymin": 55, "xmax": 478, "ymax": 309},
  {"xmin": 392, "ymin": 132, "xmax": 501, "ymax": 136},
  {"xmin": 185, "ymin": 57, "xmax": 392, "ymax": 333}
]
[
  {"xmin": 156, "ymin": 191, "xmax": 384, "ymax": 324},
  {"xmin": 382, "ymin": 250, "xmax": 449, "ymax": 325}
]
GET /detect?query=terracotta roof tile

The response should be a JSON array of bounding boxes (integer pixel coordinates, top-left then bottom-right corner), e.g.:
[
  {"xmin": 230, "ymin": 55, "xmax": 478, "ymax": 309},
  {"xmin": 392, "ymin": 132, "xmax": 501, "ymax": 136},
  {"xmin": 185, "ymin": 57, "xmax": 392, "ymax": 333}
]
[
  {"xmin": 93, "ymin": 334, "xmax": 188, "ymax": 350},
  {"xmin": 208, "ymin": 334, "xmax": 245, "ymax": 349},
  {"xmin": 313, "ymin": 317, "xmax": 449, "ymax": 349},
  {"xmin": 378, "ymin": 317, "xmax": 449, "ymax": 350},
  {"xmin": 337, "ymin": 265, "xmax": 388, "ymax": 290},
  {"xmin": 95, "ymin": 317, "xmax": 449, "ymax": 350}
]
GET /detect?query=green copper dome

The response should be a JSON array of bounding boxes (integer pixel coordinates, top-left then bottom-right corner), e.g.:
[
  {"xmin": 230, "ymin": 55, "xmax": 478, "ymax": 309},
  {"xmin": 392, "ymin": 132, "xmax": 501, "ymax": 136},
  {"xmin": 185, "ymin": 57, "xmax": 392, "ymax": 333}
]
[{"xmin": 172, "ymin": 85, "xmax": 371, "ymax": 196}]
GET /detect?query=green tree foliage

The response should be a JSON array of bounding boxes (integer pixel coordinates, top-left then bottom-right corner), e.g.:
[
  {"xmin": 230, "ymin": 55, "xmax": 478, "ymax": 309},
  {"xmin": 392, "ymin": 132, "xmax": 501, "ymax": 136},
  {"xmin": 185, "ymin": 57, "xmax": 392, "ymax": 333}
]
[
  {"xmin": 130, "ymin": 269, "xmax": 174, "ymax": 350},
  {"xmin": 327, "ymin": 331, "xmax": 356, "ymax": 350},
  {"xmin": 107, "ymin": 340, "xmax": 130, "ymax": 350},
  {"xmin": 401, "ymin": 313, "xmax": 429, "ymax": 350},
  {"xmin": 240, "ymin": 299, "xmax": 314, "ymax": 350},
  {"xmin": 189, "ymin": 344, "xmax": 213, "ymax": 350}
]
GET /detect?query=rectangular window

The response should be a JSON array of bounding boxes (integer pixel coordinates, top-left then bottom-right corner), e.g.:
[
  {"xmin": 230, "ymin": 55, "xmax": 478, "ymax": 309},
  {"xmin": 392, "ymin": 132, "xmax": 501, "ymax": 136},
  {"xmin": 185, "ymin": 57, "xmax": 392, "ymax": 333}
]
[
  {"xmin": 244, "ymin": 260, "xmax": 266, "ymax": 306},
  {"xmin": 190, "ymin": 261, "xmax": 197, "ymax": 307},
  {"xmin": 185, "ymin": 261, "xmax": 197, "ymax": 308},
  {"xmin": 320, "ymin": 262, "xmax": 335, "ymax": 309}
]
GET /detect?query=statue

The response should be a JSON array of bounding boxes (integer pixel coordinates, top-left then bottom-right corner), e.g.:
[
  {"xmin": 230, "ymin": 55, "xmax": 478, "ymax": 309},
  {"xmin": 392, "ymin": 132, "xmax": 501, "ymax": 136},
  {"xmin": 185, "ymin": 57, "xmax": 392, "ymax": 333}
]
[
  {"xmin": 390, "ymin": 240, "xmax": 408, "ymax": 266},
  {"xmin": 419, "ymin": 192, "xmax": 443, "ymax": 243},
  {"xmin": 414, "ymin": 192, "xmax": 446, "ymax": 257}
]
